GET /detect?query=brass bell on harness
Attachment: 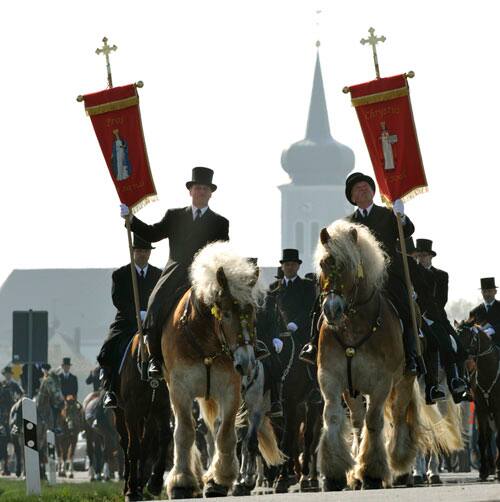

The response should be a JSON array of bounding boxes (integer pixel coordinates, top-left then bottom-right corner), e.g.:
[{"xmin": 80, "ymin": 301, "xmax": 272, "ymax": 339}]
[{"xmin": 345, "ymin": 347, "xmax": 356, "ymax": 358}]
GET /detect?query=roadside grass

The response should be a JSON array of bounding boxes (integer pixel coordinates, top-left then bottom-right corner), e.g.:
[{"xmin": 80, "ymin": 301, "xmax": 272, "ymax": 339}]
[{"xmin": 0, "ymin": 479, "xmax": 124, "ymax": 501}]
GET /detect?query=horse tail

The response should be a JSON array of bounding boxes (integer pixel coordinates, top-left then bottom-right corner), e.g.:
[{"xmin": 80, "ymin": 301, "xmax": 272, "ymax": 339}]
[
  {"xmin": 440, "ymin": 397, "xmax": 464, "ymax": 452},
  {"xmin": 198, "ymin": 398, "xmax": 219, "ymax": 434},
  {"xmin": 257, "ymin": 416, "xmax": 286, "ymax": 467}
]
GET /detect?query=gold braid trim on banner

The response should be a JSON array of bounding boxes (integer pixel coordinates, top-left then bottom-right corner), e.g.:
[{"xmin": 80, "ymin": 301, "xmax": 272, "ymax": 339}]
[
  {"xmin": 85, "ymin": 96, "xmax": 139, "ymax": 116},
  {"xmin": 130, "ymin": 194, "xmax": 158, "ymax": 214},
  {"xmin": 351, "ymin": 86, "xmax": 408, "ymax": 107},
  {"xmin": 381, "ymin": 185, "xmax": 428, "ymax": 207}
]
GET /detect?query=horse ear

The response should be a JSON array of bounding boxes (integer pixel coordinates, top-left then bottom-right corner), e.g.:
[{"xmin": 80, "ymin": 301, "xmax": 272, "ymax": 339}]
[
  {"xmin": 453, "ymin": 319, "xmax": 459, "ymax": 328},
  {"xmin": 320, "ymin": 228, "xmax": 331, "ymax": 247},
  {"xmin": 216, "ymin": 266, "xmax": 229, "ymax": 294},
  {"xmin": 349, "ymin": 228, "xmax": 358, "ymax": 243}
]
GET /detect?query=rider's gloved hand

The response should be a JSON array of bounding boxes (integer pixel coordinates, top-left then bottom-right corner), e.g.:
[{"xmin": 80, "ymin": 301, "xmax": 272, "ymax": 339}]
[
  {"xmin": 393, "ymin": 199, "xmax": 406, "ymax": 223},
  {"xmin": 272, "ymin": 338, "xmax": 283, "ymax": 354},
  {"xmin": 286, "ymin": 322, "xmax": 298, "ymax": 332},
  {"xmin": 120, "ymin": 203, "xmax": 130, "ymax": 218}
]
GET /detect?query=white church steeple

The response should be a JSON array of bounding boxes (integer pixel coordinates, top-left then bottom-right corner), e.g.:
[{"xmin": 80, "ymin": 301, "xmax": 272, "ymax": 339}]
[{"xmin": 279, "ymin": 45, "xmax": 355, "ymax": 271}]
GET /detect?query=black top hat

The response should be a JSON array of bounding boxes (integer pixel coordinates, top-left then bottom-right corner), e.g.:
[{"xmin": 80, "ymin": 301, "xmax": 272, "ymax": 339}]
[
  {"xmin": 132, "ymin": 233, "xmax": 155, "ymax": 250},
  {"xmin": 280, "ymin": 249, "xmax": 302, "ymax": 264},
  {"xmin": 345, "ymin": 172, "xmax": 376, "ymax": 205},
  {"xmin": 415, "ymin": 239, "xmax": 436, "ymax": 257},
  {"xmin": 62, "ymin": 357, "xmax": 71, "ymax": 366},
  {"xmin": 186, "ymin": 167, "xmax": 217, "ymax": 192},
  {"xmin": 480, "ymin": 277, "xmax": 498, "ymax": 290},
  {"xmin": 41, "ymin": 363, "xmax": 51, "ymax": 371},
  {"xmin": 2, "ymin": 366, "xmax": 12, "ymax": 376}
]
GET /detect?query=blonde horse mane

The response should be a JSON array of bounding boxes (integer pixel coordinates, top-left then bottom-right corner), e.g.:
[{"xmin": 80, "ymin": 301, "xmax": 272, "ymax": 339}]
[
  {"xmin": 190, "ymin": 241, "xmax": 265, "ymax": 306},
  {"xmin": 314, "ymin": 219, "xmax": 388, "ymax": 292}
]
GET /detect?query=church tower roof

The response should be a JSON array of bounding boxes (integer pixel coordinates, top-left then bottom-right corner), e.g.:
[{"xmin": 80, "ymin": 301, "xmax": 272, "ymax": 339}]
[{"xmin": 281, "ymin": 47, "xmax": 354, "ymax": 185}]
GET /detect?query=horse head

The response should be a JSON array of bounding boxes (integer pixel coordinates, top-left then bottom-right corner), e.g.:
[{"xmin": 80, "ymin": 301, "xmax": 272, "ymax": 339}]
[
  {"xmin": 62, "ymin": 395, "xmax": 81, "ymax": 431},
  {"xmin": 212, "ymin": 266, "xmax": 257, "ymax": 377},
  {"xmin": 40, "ymin": 371, "xmax": 65, "ymax": 410},
  {"xmin": 454, "ymin": 319, "xmax": 492, "ymax": 359},
  {"xmin": 316, "ymin": 222, "xmax": 387, "ymax": 330}
]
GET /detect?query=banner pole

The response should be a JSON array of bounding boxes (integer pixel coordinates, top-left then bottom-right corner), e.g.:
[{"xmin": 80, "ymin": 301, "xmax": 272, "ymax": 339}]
[
  {"xmin": 395, "ymin": 212, "xmax": 426, "ymax": 374},
  {"xmin": 125, "ymin": 215, "xmax": 148, "ymax": 379}
]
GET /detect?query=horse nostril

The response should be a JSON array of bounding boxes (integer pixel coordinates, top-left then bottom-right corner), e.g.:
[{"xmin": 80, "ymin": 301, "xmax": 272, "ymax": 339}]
[{"xmin": 235, "ymin": 364, "xmax": 244, "ymax": 375}]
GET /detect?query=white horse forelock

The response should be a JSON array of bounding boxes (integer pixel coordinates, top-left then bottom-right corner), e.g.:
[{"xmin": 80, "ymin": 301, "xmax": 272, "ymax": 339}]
[
  {"xmin": 190, "ymin": 241, "xmax": 266, "ymax": 307},
  {"xmin": 313, "ymin": 219, "xmax": 388, "ymax": 291}
]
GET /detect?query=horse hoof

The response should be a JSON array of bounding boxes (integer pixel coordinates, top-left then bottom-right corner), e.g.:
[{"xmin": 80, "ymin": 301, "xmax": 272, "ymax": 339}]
[
  {"xmin": 232, "ymin": 483, "xmax": 251, "ymax": 496},
  {"xmin": 171, "ymin": 487, "xmax": 194, "ymax": 499},
  {"xmin": 299, "ymin": 478, "xmax": 310, "ymax": 491},
  {"xmin": 275, "ymin": 475, "xmax": 294, "ymax": 493},
  {"xmin": 125, "ymin": 492, "xmax": 143, "ymax": 502},
  {"xmin": 146, "ymin": 478, "xmax": 164, "ymax": 496},
  {"xmin": 324, "ymin": 477, "xmax": 347, "ymax": 491},
  {"xmin": 429, "ymin": 474, "xmax": 442, "ymax": 485},
  {"xmin": 205, "ymin": 480, "xmax": 228, "ymax": 497},
  {"xmin": 362, "ymin": 476, "xmax": 383, "ymax": 490},
  {"xmin": 69, "ymin": 473, "xmax": 74, "ymax": 479}
]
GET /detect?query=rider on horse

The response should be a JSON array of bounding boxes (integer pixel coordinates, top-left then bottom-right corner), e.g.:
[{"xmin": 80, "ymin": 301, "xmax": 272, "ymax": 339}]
[
  {"xmin": 259, "ymin": 249, "xmax": 316, "ymax": 417},
  {"xmin": 469, "ymin": 277, "xmax": 500, "ymax": 347},
  {"xmin": 122, "ymin": 167, "xmax": 229, "ymax": 380},
  {"xmin": 98, "ymin": 234, "xmax": 162, "ymax": 408},
  {"xmin": 301, "ymin": 172, "xmax": 419, "ymax": 375}
]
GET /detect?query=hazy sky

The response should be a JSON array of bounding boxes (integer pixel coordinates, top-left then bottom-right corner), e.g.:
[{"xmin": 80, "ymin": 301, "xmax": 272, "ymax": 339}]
[{"xmin": 1, "ymin": 0, "xmax": 495, "ymax": 304}]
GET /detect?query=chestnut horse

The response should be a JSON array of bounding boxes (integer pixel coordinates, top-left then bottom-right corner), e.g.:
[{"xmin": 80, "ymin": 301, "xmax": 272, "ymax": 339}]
[
  {"xmin": 315, "ymin": 221, "xmax": 430, "ymax": 490},
  {"xmin": 162, "ymin": 241, "xmax": 263, "ymax": 499},
  {"xmin": 455, "ymin": 320, "xmax": 500, "ymax": 481}
]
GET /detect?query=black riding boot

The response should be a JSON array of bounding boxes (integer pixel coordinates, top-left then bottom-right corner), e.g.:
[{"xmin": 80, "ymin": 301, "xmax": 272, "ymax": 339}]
[
  {"xmin": 299, "ymin": 297, "xmax": 321, "ymax": 365},
  {"xmin": 268, "ymin": 381, "xmax": 283, "ymax": 418},
  {"xmin": 100, "ymin": 367, "xmax": 118, "ymax": 409},
  {"xmin": 423, "ymin": 349, "xmax": 446, "ymax": 405},
  {"xmin": 144, "ymin": 328, "xmax": 163, "ymax": 380},
  {"xmin": 402, "ymin": 322, "xmax": 418, "ymax": 376}
]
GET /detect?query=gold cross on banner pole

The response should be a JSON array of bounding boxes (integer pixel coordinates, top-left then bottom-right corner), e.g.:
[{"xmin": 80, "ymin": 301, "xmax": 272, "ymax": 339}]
[
  {"xmin": 360, "ymin": 27, "xmax": 386, "ymax": 79},
  {"xmin": 95, "ymin": 37, "xmax": 117, "ymax": 88}
]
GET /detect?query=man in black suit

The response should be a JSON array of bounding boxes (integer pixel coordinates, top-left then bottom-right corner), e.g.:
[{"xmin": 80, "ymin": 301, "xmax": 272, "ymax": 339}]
[
  {"xmin": 121, "ymin": 167, "xmax": 229, "ymax": 378},
  {"xmin": 260, "ymin": 249, "xmax": 316, "ymax": 417},
  {"xmin": 469, "ymin": 277, "xmax": 500, "ymax": 347},
  {"xmin": 98, "ymin": 234, "xmax": 162, "ymax": 408},
  {"xmin": 414, "ymin": 238, "xmax": 468, "ymax": 401},
  {"xmin": 58, "ymin": 358, "xmax": 78, "ymax": 398}
]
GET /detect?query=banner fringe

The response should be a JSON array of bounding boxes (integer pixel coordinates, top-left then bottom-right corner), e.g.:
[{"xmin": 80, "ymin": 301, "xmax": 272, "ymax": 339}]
[
  {"xmin": 381, "ymin": 185, "xmax": 428, "ymax": 207},
  {"xmin": 130, "ymin": 194, "xmax": 158, "ymax": 214}
]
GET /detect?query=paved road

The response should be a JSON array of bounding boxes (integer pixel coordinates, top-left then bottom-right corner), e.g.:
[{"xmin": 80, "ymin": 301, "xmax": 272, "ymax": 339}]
[{"xmin": 4, "ymin": 471, "xmax": 500, "ymax": 500}]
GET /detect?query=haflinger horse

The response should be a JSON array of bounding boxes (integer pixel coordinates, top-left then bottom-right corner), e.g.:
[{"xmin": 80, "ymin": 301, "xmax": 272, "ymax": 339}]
[
  {"xmin": 56, "ymin": 394, "xmax": 84, "ymax": 478},
  {"xmin": 9, "ymin": 370, "xmax": 64, "ymax": 479},
  {"xmin": 455, "ymin": 320, "xmax": 500, "ymax": 481},
  {"xmin": 163, "ymin": 241, "xmax": 264, "ymax": 499},
  {"xmin": 315, "ymin": 220, "xmax": 431, "ymax": 490}
]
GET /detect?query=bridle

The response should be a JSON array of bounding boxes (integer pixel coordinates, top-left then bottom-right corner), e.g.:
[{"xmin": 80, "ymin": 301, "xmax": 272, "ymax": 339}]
[{"xmin": 181, "ymin": 290, "xmax": 256, "ymax": 400}]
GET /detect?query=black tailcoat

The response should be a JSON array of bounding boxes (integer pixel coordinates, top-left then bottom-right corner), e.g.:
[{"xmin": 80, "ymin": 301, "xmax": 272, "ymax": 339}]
[
  {"xmin": 469, "ymin": 300, "xmax": 500, "ymax": 346},
  {"xmin": 131, "ymin": 207, "xmax": 229, "ymax": 330},
  {"xmin": 98, "ymin": 263, "xmax": 162, "ymax": 368},
  {"xmin": 347, "ymin": 204, "xmax": 415, "ymax": 321},
  {"xmin": 59, "ymin": 372, "xmax": 78, "ymax": 398}
]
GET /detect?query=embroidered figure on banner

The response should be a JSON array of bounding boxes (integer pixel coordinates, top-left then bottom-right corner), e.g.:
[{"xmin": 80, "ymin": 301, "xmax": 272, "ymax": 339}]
[
  {"xmin": 379, "ymin": 122, "xmax": 397, "ymax": 170},
  {"xmin": 111, "ymin": 129, "xmax": 132, "ymax": 181}
]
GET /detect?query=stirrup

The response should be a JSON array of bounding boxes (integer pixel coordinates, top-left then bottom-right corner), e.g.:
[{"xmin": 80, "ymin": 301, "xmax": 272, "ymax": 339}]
[{"xmin": 299, "ymin": 344, "xmax": 317, "ymax": 365}]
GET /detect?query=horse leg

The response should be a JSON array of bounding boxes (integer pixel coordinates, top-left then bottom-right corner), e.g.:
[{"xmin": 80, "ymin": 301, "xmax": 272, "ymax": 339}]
[
  {"xmin": 318, "ymin": 372, "xmax": 353, "ymax": 491},
  {"xmin": 344, "ymin": 393, "xmax": 365, "ymax": 489},
  {"xmin": 147, "ymin": 413, "xmax": 172, "ymax": 497},
  {"xmin": 203, "ymin": 390, "xmax": 239, "ymax": 497},
  {"xmin": 477, "ymin": 410, "xmax": 492, "ymax": 481},
  {"xmin": 356, "ymin": 385, "xmax": 391, "ymax": 489},
  {"xmin": 124, "ymin": 412, "xmax": 142, "ymax": 500},
  {"xmin": 166, "ymin": 391, "xmax": 201, "ymax": 499},
  {"xmin": 387, "ymin": 377, "xmax": 420, "ymax": 476},
  {"xmin": 115, "ymin": 408, "xmax": 130, "ymax": 494}
]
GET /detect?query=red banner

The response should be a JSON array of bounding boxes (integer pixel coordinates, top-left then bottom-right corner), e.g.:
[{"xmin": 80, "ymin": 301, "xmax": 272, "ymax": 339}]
[
  {"xmin": 82, "ymin": 84, "xmax": 156, "ymax": 211},
  {"xmin": 349, "ymin": 74, "xmax": 427, "ymax": 204}
]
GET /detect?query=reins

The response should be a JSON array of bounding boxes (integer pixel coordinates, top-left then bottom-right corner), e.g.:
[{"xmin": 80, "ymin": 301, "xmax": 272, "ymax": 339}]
[{"xmin": 321, "ymin": 263, "xmax": 383, "ymax": 398}]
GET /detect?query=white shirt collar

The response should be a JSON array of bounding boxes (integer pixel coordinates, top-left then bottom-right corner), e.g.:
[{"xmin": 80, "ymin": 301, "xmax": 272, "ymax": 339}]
[
  {"xmin": 357, "ymin": 203, "xmax": 374, "ymax": 217},
  {"xmin": 485, "ymin": 300, "xmax": 496, "ymax": 308},
  {"xmin": 192, "ymin": 206, "xmax": 209, "ymax": 219},
  {"xmin": 284, "ymin": 276, "xmax": 297, "ymax": 285},
  {"xmin": 135, "ymin": 264, "xmax": 149, "ymax": 276}
]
